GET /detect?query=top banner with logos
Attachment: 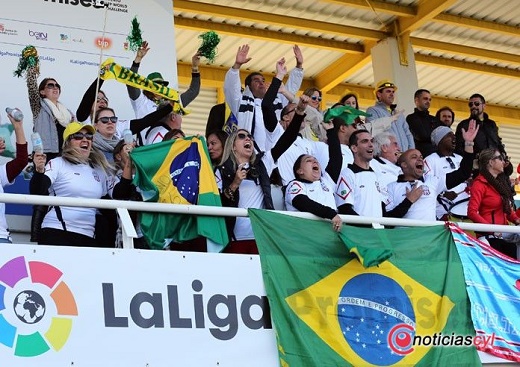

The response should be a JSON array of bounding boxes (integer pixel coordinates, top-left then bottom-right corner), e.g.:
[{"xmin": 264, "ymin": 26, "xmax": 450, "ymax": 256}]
[
  {"xmin": 0, "ymin": 0, "xmax": 177, "ymax": 155},
  {"xmin": 0, "ymin": 245, "xmax": 278, "ymax": 366}
]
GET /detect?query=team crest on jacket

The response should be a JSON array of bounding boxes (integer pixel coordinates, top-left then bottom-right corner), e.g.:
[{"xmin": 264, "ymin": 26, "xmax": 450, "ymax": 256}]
[
  {"xmin": 336, "ymin": 177, "xmax": 352, "ymax": 200},
  {"xmin": 288, "ymin": 182, "xmax": 303, "ymax": 195},
  {"xmin": 92, "ymin": 170, "xmax": 100, "ymax": 182}
]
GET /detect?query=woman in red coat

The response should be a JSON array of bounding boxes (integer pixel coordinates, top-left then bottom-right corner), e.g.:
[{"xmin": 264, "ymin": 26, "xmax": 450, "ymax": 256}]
[{"xmin": 468, "ymin": 148, "xmax": 519, "ymax": 259}]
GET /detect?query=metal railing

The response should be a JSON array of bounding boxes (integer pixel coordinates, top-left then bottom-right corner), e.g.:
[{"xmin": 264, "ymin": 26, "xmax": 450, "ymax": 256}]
[{"xmin": 2, "ymin": 193, "xmax": 520, "ymax": 252}]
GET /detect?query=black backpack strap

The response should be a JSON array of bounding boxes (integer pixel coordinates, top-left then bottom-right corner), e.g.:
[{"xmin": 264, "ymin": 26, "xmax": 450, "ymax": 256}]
[{"xmin": 53, "ymin": 206, "xmax": 67, "ymax": 232}]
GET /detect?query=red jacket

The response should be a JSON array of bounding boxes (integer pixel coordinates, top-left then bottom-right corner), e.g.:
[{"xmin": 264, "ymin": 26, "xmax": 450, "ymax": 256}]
[{"xmin": 468, "ymin": 174, "xmax": 519, "ymax": 226}]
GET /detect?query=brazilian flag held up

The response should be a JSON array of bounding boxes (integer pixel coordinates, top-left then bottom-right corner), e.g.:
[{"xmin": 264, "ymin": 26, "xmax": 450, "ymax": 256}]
[
  {"xmin": 249, "ymin": 209, "xmax": 480, "ymax": 367},
  {"xmin": 131, "ymin": 136, "xmax": 228, "ymax": 250}
]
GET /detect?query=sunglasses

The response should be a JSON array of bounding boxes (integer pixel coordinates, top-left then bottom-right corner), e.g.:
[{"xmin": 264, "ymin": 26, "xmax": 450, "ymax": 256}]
[
  {"xmin": 70, "ymin": 132, "xmax": 93, "ymax": 141},
  {"xmin": 97, "ymin": 97, "xmax": 109, "ymax": 103},
  {"xmin": 237, "ymin": 132, "xmax": 253, "ymax": 140},
  {"xmin": 45, "ymin": 82, "xmax": 61, "ymax": 89},
  {"xmin": 311, "ymin": 96, "xmax": 322, "ymax": 101},
  {"xmin": 468, "ymin": 101, "xmax": 481, "ymax": 107},
  {"xmin": 97, "ymin": 116, "xmax": 118, "ymax": 124},
  {"xmin": 491, "ymin": 155, "xmax": 504, "ymax": 161}
]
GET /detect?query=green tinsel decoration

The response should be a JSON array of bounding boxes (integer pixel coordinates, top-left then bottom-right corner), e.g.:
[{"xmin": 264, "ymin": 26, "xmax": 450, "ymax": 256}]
[
  {"xmin": 198, "ymin": 30, "xmax": 220, "ymax": 63},
  {"xmin": 126, "ymin": 16, "xmax": 143, "ymax": 52},
  {"xmin": 13, "ymin": 45, "xmax": 39, "ymax": 78},
  {"xmin": 323, "ymin": 105, "xmax": 370, "ymax": 125}
]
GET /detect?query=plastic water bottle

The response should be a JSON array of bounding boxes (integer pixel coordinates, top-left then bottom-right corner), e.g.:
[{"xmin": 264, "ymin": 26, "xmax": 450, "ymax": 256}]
[
  {"xmin": 5, "ymin": 108, "xmax": 24, "ymax": 122},
  {"xmin": 122, "ymin": 129, "xmax": 133, "ymax": 144},
  {"xmin": 31, "ymin": 132, "xmax": 44, "ymax": 153}
]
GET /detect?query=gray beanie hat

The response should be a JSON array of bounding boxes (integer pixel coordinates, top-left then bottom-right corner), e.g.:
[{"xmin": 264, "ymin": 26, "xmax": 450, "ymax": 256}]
[{"xmin": 431, "ymin": 126, "xmax": 452, "ymax": 146}]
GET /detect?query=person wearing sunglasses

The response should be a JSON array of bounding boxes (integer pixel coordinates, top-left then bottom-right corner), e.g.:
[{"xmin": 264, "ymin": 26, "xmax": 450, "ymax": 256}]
[
  {"xmin": 423, "ymin": 126, "xmax": 470, "ymax": 221},
  {"xmin": 468, "ymin": 148, "xmax": 520, "ymax": 259},
  {"xmin": 25, "ymin": 66, "xmax": 75, "ymax": 160},
  {"xmin": 455, "ymin": 94, "xmax": 510, "ymax": 177},
  {"xmin": 216, "ymin": 95, "xmax": 308, "ymax": 254},
  {"xmin": 30, "ymin": 122, "xmax": 114, "ymax": 247}
]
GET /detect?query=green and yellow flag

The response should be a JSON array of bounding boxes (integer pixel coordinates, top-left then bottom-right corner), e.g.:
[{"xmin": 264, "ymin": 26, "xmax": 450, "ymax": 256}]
[
  {"xmin": 99, "ymin": 58, "xmax": 188, "ymax": 115},
  {"xmin": 249, "ymin": 209, "xmax": 480, "ymax": 367},
  {"xmin": 131, "ymin": 137, "xmax": 228, "ymax": 250}
]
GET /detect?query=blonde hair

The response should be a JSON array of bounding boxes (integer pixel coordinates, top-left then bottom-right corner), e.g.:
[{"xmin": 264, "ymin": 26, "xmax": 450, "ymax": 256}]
[
  {"xmin": 219, "ymin": 129, "xmax": 256, "ymax": 169},
  {"xmin": 62, "ymin": 138, "xmax": 114, "ymax": 175}
]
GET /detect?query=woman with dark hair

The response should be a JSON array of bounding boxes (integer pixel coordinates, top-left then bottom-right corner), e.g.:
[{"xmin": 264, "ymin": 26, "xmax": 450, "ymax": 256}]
[
  {"xmin": 206, "ymin": 130, "xmax": 228, "ymax": 169},
  {"xmin": 26, "ymin": 72, "xmax": 74, "ymax": 160},
  {"xmin": 284, "ymin": 116, "xmax": 343, "ymax": 232},
  {"xmin": 468, "ymin": 148, "xmax": 520, "ymax": 259},
  {"xmin": 339, "ymin": 91, "xmax": 366, "ymax": 129}
]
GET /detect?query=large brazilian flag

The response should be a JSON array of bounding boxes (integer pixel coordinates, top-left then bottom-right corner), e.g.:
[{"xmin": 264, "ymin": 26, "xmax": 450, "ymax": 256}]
[
  {"xmin": 249, "ymin": 209, "xmax": 480, "ymax": 367},
  {"xmin": 131, "ymin": 136, "xmax": 228, "ymax": 250}
]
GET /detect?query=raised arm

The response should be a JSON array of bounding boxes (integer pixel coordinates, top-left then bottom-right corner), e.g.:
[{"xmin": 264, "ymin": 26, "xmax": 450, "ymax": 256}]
[
  {"xmin": 76, "ymin": 77, "xmax": 105, "ymax": 122},
  {"xmin": 26, "ymin": 66, "xmax": 41, "ymax": 121},
  {"xmin": 224, "ymin": 45, "xmax": 252, "ymax": 116},
  {"xmin": 270, "ymin": 96, "xmax": 307, "ymax": 161},
  {"xmin": 446, "ymin": 121, "xmax": 478, "ymax": 189},
  {"xmin": 261, "ymin": 58, "xmax": 288, "ymax": 132},
  {"xmin": 323, "ymin": 121, "xmax": 342, "ymax": 182},
  {"xmin": 180, "ymin": 51, "xmax": 201, "ymax": 107},
  {"xmin": 5, "ymin": 111, "xmax": 28, "ymax": 182},
  {"xmin": 127, "ymin": 40, "xmax": 150, "ymax": 101}
]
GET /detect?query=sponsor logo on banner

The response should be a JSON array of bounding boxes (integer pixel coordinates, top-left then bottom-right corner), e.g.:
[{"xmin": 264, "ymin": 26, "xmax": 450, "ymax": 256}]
[
  {"xmin": 95, "ymin": 36, "xmax": 112, "ymax": 50},
  {"xmin": 42, "ymin": 0, "xmax": 129, "ymax": 13},
  {"xmin": 29, "ymin": 30, "xmax": 48, "ymax": 41},
  {"xmin": 60, "ymin": 34, "xmax": 69, "ymax": 41},
  {"xmin": 0, "ymin": 24, "xmax": 18, "ymax": 36},
  {"xmin": 0, "ymin": 257, "xmax": 78, "ymax": 357}
]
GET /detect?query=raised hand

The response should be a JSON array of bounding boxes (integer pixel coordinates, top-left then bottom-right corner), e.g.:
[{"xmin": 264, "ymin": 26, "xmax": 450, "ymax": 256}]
[
  {"xmin": 293, "ymin": 45, "xmax": 303, "ymax": 68},
  {"xmin": 192, "ymin": 51, "xmax": 201, "ymax": 70},
  {"xmin": 461, "ymin": 119, "xmax": 479, "ymax": 143},
  {"xmin": 275, "ymin": 57, "xmax": 287, "ymax": 79},
  {"xmin": 233, "ymin": 45, "xmax": 252, "ymax": 69},
  {"xmin": 296, "ymin": 95, "xmax": 310, "ymax": 114},
  {"xmin": 134, "ymin": 40, "xmax": 150, "ymax": 63},
  {"xmin": 33, "ymin": 152, "xmax": 47, "ymax": 174}
]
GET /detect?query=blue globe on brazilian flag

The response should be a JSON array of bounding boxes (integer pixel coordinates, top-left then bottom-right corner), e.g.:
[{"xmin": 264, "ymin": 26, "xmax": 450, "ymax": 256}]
[{"xmin": 249, "ymin": 209, "xmax": 480, "ymax": 366}]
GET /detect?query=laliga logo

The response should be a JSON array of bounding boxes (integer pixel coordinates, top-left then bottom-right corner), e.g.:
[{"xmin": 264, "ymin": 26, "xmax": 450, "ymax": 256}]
[
  {"xmin": 387, "ymin": 323, "xmax": 415, "ymax": 355},
  {"xmin": 0, "ymin": 257, "xmax": 78, "ymax": 357}
]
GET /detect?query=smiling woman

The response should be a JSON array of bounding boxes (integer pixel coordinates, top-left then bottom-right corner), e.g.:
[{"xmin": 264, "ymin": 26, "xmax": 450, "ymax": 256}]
[{"xmin": 29, "ymin": 122, "xmax": 115, "ymax": 247}]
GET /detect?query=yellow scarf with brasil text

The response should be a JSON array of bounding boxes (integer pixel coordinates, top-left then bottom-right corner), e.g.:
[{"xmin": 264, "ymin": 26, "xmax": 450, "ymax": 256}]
[{"xmin": 99, "ymin": 58, "xmax": 189, "ymax": 115}]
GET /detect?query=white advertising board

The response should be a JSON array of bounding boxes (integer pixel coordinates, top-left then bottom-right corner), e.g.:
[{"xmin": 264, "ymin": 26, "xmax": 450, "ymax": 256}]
[
  {"xmin": 0, "ymin": 0, "xmax": 177, "ymax": 153},
  {"xmin": 0, "ymin": 245, "xmax": 279, "ymax": 366}
]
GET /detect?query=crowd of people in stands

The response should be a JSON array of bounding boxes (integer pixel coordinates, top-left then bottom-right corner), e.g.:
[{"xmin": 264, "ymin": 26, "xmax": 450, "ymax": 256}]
[{"xmin": 2, "ymin": 42, "xmax": 519, "ymax": 260}]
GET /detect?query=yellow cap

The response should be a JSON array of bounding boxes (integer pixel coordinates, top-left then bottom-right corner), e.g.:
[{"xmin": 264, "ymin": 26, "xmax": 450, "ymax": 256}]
[
  {"xmin": 374, "ymin": 79, "xmax": 397, "ymax": 94},
  {"xmin": 63, "ymin": 121, "xmax": 96, "ymax": 141}
]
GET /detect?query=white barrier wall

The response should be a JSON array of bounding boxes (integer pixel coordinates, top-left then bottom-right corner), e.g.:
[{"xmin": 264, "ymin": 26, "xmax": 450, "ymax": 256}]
[
  {"xmin": 0, "ymin": 0, "xmax": 177, "ymax": 153},
  {"xmin": 0, "ymin": 245, "xmax": 279, "ymax": 366}
]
